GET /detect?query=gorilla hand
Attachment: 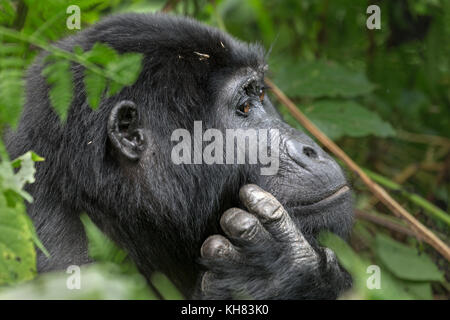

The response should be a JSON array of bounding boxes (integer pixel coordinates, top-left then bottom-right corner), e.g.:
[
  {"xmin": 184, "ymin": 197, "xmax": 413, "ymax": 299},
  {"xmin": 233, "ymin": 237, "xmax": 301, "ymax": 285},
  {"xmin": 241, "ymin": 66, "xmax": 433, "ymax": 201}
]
[{"xmin": 199, "ymin": 184, "xmax": 351, "ymax": 299}]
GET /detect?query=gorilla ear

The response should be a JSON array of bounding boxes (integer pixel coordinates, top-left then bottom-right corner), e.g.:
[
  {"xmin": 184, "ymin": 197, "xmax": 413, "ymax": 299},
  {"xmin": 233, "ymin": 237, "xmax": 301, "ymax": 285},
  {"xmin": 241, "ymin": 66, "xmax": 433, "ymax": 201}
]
[{"xmin": 107, "ymin": 100, "xmax": 145, "ymax": 161}]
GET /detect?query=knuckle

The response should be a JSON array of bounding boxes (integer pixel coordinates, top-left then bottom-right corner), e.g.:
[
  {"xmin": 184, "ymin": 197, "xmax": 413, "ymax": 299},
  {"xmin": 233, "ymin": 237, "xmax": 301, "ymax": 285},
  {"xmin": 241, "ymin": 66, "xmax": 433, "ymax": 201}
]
[
  {"xmin": 239, "ymin": 184, "xmax": 262, "ymax": 199},
  {"xmin": 259, "ymin": 201, "xmax": 284, "ymax": 221},
  {"xmin": 221, "ymin": 208, "xmax": 244, "ymax": 228},
  {"xmin": 240, "ymin": 185, "xmax": 283, "ymax": 220},
  {"xmin": 250, "ymin": 196, "xmax": 284, "ymax": 223},
  {"xmin": 239, "ymin": 184, "xmax": 270, "ymax": 208},
  {"xmin": 240, "ymin": 221, "xmax": 260, "ymax": 240},
  {"xmin": 221, "ymin": 209, "xmax": 258, "ymax": 238}
]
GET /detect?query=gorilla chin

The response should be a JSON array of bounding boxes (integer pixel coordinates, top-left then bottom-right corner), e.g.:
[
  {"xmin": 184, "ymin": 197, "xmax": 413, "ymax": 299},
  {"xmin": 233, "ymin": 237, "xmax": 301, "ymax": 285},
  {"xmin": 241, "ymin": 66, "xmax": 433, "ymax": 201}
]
[{"xmin": 288, "ymin": 185, "xmax": 354, "ymax": 239}]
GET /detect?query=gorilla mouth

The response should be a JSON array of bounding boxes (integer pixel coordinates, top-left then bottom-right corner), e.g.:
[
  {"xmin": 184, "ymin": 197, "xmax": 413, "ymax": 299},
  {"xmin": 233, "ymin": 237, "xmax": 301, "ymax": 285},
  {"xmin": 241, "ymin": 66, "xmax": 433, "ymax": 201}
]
[
  {"xmin": 313, "ymin": 185, "xmax": 350, "ymax": 205},
  {"xmin": 289, "ymin": 185, "xmax": 350, "ymax": 209}
]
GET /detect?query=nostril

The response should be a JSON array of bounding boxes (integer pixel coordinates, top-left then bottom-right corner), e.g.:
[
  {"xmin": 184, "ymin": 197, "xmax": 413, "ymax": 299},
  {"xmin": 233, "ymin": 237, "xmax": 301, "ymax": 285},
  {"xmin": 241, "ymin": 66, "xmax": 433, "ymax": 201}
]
[{"xmin": 303, "ymin": 146, "xmax": 318, "ymax": 159}]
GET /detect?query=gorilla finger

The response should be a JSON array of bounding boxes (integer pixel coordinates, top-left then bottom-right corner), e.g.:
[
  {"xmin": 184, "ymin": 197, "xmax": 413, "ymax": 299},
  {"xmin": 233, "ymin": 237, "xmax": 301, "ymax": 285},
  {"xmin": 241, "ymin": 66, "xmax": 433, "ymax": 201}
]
[
  {"xmin": 201, "ymin": 271, "xmax": 215, "ymax": 293},
  {"xmin": 200, "ymin": 235, "xmax": 242, "ymax": 261},
  {"xmin": 220, "ymin": 208, "xmax": 272, "ymax": 243},
  {"xmin": 239, "ymin": 184, "xmax": 307, "ymax": 244}
]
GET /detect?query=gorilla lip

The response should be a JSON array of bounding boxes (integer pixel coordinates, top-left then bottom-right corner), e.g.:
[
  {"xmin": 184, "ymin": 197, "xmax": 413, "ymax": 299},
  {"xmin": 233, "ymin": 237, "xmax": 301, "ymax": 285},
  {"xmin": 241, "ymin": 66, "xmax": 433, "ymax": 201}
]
[
  {"xmin": 293, "ymin": 185, "xmax": 350, "ymax": 208},
  {"xmin": 312, "ymin": 185, "xmax": 350, "ymax": 206},
  {"xmin": 321, "ymin": 185, "xmax": 350, "ymax": 203}
]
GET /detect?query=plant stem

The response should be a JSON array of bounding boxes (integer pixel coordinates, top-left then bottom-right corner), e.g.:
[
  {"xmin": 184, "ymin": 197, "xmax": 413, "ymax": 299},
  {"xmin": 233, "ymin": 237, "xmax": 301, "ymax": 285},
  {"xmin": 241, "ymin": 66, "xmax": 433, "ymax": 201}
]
[
  {"xmin": 364, "ymin": 168, "xmax": 450, "ymax": 227},
  {"xmin": 0, "ymin": 26, "xmax": 125, "ymax": 85}
]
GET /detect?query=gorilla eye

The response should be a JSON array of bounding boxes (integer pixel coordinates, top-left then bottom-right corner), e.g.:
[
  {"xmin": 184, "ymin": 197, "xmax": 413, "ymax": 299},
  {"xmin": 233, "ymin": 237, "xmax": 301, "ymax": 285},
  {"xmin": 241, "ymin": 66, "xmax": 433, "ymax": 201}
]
[{"xmin": 237, "ymin": 101, "xmax": 251, "ymax": 116}]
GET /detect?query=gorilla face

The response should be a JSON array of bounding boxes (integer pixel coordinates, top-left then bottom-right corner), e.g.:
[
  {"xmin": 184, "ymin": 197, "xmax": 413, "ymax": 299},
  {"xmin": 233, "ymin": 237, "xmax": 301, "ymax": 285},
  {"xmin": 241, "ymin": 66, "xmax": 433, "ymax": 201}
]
[
  {"xmin": 8, "ymin": 13, "xmax": 354, "ymax": 299},
  {"xmin": 206, "ymin": 68, "xmax": 353, "ymax": 240},
  {"xmin": 108, "ymin": 60, "xmax": 353, "ymax": 244}
]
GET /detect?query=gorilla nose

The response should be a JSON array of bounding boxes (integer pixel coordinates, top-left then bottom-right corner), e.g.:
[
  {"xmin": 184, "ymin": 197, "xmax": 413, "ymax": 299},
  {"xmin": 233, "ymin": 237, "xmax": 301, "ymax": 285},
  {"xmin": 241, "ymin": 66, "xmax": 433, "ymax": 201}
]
[{"xmin": 285, "ymin": 139, "xmax": 322, "ymax": 168}]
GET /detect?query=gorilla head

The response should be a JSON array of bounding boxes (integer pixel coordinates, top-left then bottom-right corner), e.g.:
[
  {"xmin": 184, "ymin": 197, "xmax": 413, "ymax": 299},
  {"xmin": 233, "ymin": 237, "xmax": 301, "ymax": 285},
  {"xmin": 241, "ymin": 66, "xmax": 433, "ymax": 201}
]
[{"xmin": 7, "ymin": 13, "xmax": 353, "ymax": 299}]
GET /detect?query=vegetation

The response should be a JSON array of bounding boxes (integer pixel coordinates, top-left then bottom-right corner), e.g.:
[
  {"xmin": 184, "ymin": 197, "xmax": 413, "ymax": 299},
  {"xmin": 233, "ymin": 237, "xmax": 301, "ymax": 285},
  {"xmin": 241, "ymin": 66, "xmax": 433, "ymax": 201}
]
[{"xmin": 0, "ymin": 0, "xmax": 448, "ymax": 299}]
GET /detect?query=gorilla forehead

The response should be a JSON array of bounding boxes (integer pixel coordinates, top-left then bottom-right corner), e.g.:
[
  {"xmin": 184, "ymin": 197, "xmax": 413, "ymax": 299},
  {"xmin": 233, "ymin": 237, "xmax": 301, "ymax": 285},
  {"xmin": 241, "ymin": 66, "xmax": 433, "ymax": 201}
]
[
  {"xmin": 82, "ymin": 13, "xmax": 265, "ymax": 75},
  {"xmin": 72, "ymin": 13, "xmax": 268, "ymax": 127}
]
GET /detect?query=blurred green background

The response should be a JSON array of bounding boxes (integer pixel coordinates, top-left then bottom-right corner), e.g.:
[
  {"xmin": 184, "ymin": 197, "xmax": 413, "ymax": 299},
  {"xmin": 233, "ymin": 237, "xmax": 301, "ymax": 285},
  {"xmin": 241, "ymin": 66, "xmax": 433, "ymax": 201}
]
[{"xmin": 0, "ymin": 0, "xmax": 448, "ymax": 299}]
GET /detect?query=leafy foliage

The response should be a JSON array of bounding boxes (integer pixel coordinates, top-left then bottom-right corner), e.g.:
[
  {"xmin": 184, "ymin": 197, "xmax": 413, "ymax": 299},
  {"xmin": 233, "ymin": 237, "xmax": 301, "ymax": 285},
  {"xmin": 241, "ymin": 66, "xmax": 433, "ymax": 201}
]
[
  {"xmin": 80, "ymin": 214, "xmax": 128, "ymax": 265},
  {"xmin": 0, "ymin": 194, "xmax": 36, "ymax": 285},
  {"xmin": 75, "ymin": 43, "xmax": 143, "ymax": 109},
  {"xmin": 375, "ymin": 234, "xmax": 445, "ymax": 282},
  {"xmin": 303, "ymin": 101, "xmax": 395, "ymax": 140},
  {"xmin": 272, "ymin": 59, "xmax": 393, "ymax": 141},
  {"xmin": 0, "ymin": 151, "xmax": 43, "ymax": 207},
  {"xmin": 42, "ymin": 56, "xmax": 74, "ymax": 121},
  {"xmin": 41, "ymin": 42, "xmax": 143, "ymax": 119},
  {"xmin": 274, "ymin": 60, "xmax": 375, "ymax": 99},
  {"xmin": 0, "ymin": 213, "xmax": 182, "ymax": 299},
  {"xmin": 0, "ymin": 263, "xmax": 156, "ymax": 299},
  {"xmin": 0, "ymin": 44, "xmax": 25, "ymax": 128},
  {"xmin": 320, "ymin": 232, "xmax": 442, "ymax": 300},
  {"xmin": 280, "ymin": 100, "xmax": 395, "ymax": 140},
  {"xmin": 0, "ymin": 151, "xmax": 44, "ymax": 285}
]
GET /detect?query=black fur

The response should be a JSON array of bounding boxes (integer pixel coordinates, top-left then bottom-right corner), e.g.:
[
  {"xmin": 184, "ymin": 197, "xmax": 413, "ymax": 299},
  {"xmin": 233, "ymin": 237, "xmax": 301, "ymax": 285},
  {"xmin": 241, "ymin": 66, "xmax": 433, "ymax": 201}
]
[{"xmin": 6, "ymin": 13, "xmax": 353, "ymax": 299}]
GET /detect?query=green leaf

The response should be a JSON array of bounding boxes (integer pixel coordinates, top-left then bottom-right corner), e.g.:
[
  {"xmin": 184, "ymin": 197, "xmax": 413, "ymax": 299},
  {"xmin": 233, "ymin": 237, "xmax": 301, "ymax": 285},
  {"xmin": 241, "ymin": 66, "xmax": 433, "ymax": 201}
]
[
  {"xmin": 84, "ymin": 43, "xmax": 118, "ymax": 66},
  {"xmin": 80, "ymin": 214, "xmax": 127, "ymax": 264},
  {"xmin": 0, "ymin": 193, "xmax": 36, "ymax": 285},
  {"xmin": 107, "ymin": 52, "xmax": 143, "ymax": 95},
  {"xmin": 274, "ymin": 60, "xmax": 375, "ymax": 98},
  {"xmin": 0, "ymin": 151, "xmax": 48, "ymax": 260},
  {"xmin": 42, "ymin": 56, "xmax": 74, "ymax": 122},
  {"xmin": 84, "ymin": 70, "xmax": 106, "ymax": 110},
  {"xmin": 301, "ymin": 100, "xmax": 395, "ymax": 140},
  {"xmin": 107, "ymin": 80, "xmax": 123, "ymax": 97},
  {"xmin": 116, "ymin": 53, "xmax": 143, "ymax": 86},
  {"xmin": 0, "ymin": 68, "xmax": 24, "ymax": 128},
  {"xmin": 11, "ymin": 151, "xmax": 44, "ymax": 185},
  {"xmin": 0, "ymin": 151, "xmax": 43, "ymax": 205},
  {"xmin": 0, "ymin": 263, "xmax": 155, "ymax": 300},
  {"xmin": 0, "ymin": 0, "xmax": 15, "ymax": 24},
  {"xmin": 75, "ymin": 43, "xmax": 143, "ymax": 105},
  {"xmin": 24, "ymin": 214, "xmax": 49, "ymax": 258},
  {"xmin": 397, "ymin": 280, "xmax": 433, "ymax": 300},
  {"xmin": 375, "ymin": 234, "xmax": 445, "ymax": 282},
  {"xmin": 319, "ymin": 232, "xmax": 418, "ymax": 300},
  {"xmin": 319, "ymin": 232, "xmax": 368, "ymax": 289},
  {"xmin": 151, "ymin": 273, "xmax": 184, "ymax": 300}
]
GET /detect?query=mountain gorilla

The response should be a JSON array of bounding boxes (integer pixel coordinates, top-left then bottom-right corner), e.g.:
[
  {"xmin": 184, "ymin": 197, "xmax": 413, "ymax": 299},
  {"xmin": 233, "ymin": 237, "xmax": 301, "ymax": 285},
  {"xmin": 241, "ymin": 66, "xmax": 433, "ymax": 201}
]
[{"xmin": 6, "ymin": 13, "xmax": 353, "ymax": 299}]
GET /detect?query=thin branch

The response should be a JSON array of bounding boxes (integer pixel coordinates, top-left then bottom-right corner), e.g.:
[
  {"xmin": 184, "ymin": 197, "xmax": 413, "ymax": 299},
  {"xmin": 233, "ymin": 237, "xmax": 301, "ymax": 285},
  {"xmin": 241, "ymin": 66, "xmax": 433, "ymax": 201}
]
[
  {"xmin": 364, "ymin": 168, "xmax": 450, "ymax": 226},
  {"xmin": 0, "ymin": 27, "xmax": 126, "ymax": 85},
  {"xmin": 355, "ymin": 209, "xmax": 423, "ymax": 240},
  {"xmin": 393, "ymin": 163, "xmax": 420, "ymax": 184},
  {"xmin": 265, "ymin": 77, "xmax": 450, "ymax": 261},
  {"xmin": 397, "ymin": 130, "xmax": 450, "ymax": 147}
]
